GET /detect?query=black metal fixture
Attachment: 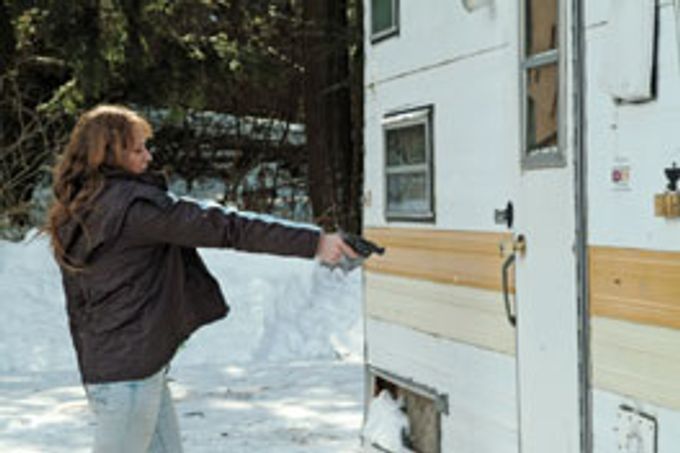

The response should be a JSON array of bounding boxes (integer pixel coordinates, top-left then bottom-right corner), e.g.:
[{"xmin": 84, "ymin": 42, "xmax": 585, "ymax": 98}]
[
  {"xmin": 494, "ymin": 201, "xmax": 514, "ymax": 229},
  {"xmin": 665, "ymin": 162, "xmax": 680, "ymax": 191}
]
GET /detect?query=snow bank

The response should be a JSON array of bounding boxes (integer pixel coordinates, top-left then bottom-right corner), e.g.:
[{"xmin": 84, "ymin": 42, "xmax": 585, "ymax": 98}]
[
  {"xmin": 175, "ymin": 247, "xmax": 363, "ymax": 367},
  {"xmin": 0, "ymin": 233, "xmax": 78, "ymax": 374},
  {"xmin": 0, "ymin": 233, "xmax": 363, "ymax": 376}
]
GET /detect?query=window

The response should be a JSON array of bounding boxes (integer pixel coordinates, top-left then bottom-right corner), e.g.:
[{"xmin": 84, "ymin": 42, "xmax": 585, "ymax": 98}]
[
  {"xmin": 383, "ymin": 107, "xmax": 434, "ymax": 220},
  {"xmin": 371, "ymin": 0, "xmax": 399, "ymax": 42},
  {"xmin": 521, "ymin": 0, "xmax": 564, "ymax": 168}
]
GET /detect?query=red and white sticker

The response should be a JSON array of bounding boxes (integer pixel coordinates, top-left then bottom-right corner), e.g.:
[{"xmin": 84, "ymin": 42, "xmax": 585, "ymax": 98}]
[{"xmin": 611, "ymin": 165, "xmax": 631, "ymax": 190}]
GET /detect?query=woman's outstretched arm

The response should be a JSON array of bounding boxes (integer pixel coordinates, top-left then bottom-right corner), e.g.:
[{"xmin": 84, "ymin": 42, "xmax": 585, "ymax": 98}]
[{"xmin": 122, "ymin": 191, "xmax": 356, "ymax": 264}]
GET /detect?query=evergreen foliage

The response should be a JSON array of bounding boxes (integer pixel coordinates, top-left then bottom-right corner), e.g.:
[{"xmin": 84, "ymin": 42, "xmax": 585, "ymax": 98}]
[{"xmin": 0, "ymin": 0, "xmax": 363, "ymax": 236}]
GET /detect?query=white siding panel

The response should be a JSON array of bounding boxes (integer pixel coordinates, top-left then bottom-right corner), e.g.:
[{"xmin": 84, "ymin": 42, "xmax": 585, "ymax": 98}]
[
  {"xmin": 587, "ymin": 3, "xmax": 680, "ymax": 252},
  {"xmin": 364, "ymin": 44, "xmax": 520, "ymax": 231},
  {"xmin": 365, "ymin": 0, "xmax": 512, "ymax": 86},
  {"xmin": 366, "ymin": 318, "xmax": 518, "ymax": 453},
  {"xmin": 593, "ymin": 388, "xmax": 680, "ymax": 453}
]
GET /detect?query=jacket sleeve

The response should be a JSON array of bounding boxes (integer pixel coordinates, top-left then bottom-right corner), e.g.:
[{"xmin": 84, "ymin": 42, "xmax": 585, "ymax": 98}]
[{"xmin": 122, "ymin": 191, "xmax": 321, "ymax": 259}]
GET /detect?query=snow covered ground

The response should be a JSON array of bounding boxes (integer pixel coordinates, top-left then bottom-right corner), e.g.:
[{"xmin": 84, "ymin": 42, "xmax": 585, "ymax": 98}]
[{"xmin": 0, "ymin": 234, "xmax": 366, "ymax": 452}]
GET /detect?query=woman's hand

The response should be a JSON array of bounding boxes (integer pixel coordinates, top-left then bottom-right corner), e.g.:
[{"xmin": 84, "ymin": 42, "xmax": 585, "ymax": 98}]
[{"xmin": 315, "ymin": 233, "xmax": 359, "ymax": 265}]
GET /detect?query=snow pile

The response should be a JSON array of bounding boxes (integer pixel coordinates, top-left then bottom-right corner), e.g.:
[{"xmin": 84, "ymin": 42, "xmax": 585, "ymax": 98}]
[
  {"xmin": 0, "ymin": 232, "xmax": 363, "ymax": 376},
  {"xmin": 0, "ymin": 233, "xmax": 78, "ymax": 373},
  {"xmin": 175, "ymin": 247, "xmax": 363, "ymax": 367},
  {"xmin": 362, "ymin": 390, "xmax": 413, "ymax": 453}
]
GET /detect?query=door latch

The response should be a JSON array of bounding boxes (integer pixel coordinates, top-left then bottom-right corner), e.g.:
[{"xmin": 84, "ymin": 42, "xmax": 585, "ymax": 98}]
[{"xmin": 499, "ymin": 234, "xmax": 526, "ymax": 258}]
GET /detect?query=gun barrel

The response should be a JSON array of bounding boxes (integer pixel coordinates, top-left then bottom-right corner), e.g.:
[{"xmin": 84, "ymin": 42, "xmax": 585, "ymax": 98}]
[
  {"xmin": 342, "ymin": 233, "xmax": 386, "ymax": 257},
  {"xmin": 367, "ymin": 241, "xmax": 385, "ymax": 255}
]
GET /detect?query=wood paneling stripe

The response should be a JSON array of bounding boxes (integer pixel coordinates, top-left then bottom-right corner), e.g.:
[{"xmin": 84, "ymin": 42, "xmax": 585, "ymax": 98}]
[
  {"xmin": 366, "ymin": 272, "xmax": 516, "ymax": 356},
  {"xmin": 364, "ymin": 228, "xmax": 512, "ymax": 292},
  {"xmin": 590, "ymin": 246, "xmax": 680, "ymax": 330}
]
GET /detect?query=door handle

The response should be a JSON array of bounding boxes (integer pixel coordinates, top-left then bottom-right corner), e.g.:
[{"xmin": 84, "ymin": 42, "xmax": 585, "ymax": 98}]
[
  {"xmin": 500, "ymin": 235, "xmax": 525, "ymax": 328},
  {"xmin": 502, "ymin": 253, "xmax": 517, "ymax": 327}
]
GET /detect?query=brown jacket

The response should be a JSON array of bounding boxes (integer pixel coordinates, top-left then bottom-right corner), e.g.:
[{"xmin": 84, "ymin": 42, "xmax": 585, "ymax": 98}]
[{"xmin": 58, "ymin": 171, "xmax": 320, "ymax": 383}]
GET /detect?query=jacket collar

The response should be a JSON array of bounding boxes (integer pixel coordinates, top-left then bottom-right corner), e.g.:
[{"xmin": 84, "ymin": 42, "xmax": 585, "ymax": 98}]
[{"xmin": 101, "ymin": 166, "xmax": 169, "ymax": 191}]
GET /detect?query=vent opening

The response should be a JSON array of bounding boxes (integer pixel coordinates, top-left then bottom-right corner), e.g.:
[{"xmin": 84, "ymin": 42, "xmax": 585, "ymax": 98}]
[{"xmin": 365, "ymin": 369, "xmax": 446, "ymax": 453}]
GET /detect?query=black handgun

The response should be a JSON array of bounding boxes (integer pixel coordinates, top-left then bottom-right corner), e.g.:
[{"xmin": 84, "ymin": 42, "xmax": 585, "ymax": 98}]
[
  {"xmin": 341, "ymin": 232, "xmax": 385, "ymax": 257},
  {"xmin": 324, "ymin": 232, "xmax": 385, "ymax": 273}
]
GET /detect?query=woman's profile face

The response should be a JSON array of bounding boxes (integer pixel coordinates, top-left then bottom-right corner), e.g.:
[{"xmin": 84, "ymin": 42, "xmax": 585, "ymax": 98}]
[{"xmin": 122, "ymin": 126, "xmax": 152, "ymax": 174}]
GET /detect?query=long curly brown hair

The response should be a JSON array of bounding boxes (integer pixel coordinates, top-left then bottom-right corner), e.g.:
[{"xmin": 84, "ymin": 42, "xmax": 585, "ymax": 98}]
[{"xmin": 46, "ymin": 105, "xmax": 152, "ymax": 269}]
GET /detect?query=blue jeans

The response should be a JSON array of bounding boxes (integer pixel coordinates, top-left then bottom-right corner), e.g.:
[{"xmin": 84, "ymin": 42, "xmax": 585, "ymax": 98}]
[{"xmin": 85, "ymin": 367, "xmax": 183, "ymax": 453}]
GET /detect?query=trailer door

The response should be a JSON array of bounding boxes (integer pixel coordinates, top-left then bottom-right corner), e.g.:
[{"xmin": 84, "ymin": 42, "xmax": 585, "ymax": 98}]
[{"xmin": 505, "ymin": 0, "xmax": 586, "ymax": 451}]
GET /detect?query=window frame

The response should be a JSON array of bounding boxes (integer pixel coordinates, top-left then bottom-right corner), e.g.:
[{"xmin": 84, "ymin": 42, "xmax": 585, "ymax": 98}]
[
  {"xmin": 520, "ymin": 0, "xmax": 567, "ymax": 170},
  {"xmin": 383, "ymin": 105, "xmax": 435, "ymax": 222},
  {"xmin": 370, "ymin": 0, "xmax": 400, "ymax": 44}
]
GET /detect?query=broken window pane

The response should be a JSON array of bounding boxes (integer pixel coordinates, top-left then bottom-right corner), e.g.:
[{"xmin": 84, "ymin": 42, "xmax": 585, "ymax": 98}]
[
  {"xmin": 526, "ymin": 63, "xmax": 558, "ymax": 151},
  {"xmin": 372, "ymin": 0, "xmax": 396, "ymax": 37},
  {"xmin": 386, "ymin": 124, "xmax": 426, "ymax": 166},
  {"xmin": 387, "ymin": 172, "xmax": 429, "ymax": 215},
  {"xmin": 526, "ymin": 0, "xmax": 558, "ymax": 56}
]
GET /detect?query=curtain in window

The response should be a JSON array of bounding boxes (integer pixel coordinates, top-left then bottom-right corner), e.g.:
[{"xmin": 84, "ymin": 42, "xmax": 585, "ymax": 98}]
[{"xmin": 599, "ymin": 0, "xmax": 657, "ymax": 102}]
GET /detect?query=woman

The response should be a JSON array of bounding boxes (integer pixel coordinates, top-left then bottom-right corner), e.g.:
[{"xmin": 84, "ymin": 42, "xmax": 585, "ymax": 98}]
[{"xmin": 45, "ymin": 105, "xmax": 357, "ymax": 452}]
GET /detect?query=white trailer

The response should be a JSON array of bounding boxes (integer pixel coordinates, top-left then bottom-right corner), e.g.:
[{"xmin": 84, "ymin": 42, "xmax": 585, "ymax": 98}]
[{"xmin": 361, "ymin": 1, "xmax": 680, "ymax": 452}]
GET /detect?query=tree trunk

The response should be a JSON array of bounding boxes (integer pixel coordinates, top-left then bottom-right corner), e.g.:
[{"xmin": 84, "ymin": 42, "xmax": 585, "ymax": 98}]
[
  {"xmin": 303, "ymin": 0, "xmax": 361, "ymax": 233},
  {"xmin": 348, "ymin": 0, "xmax": 364, "ymax": 234},
  {"xmin": 0, "ymin": 0, "xmax": 15, "ymax": 74}
]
